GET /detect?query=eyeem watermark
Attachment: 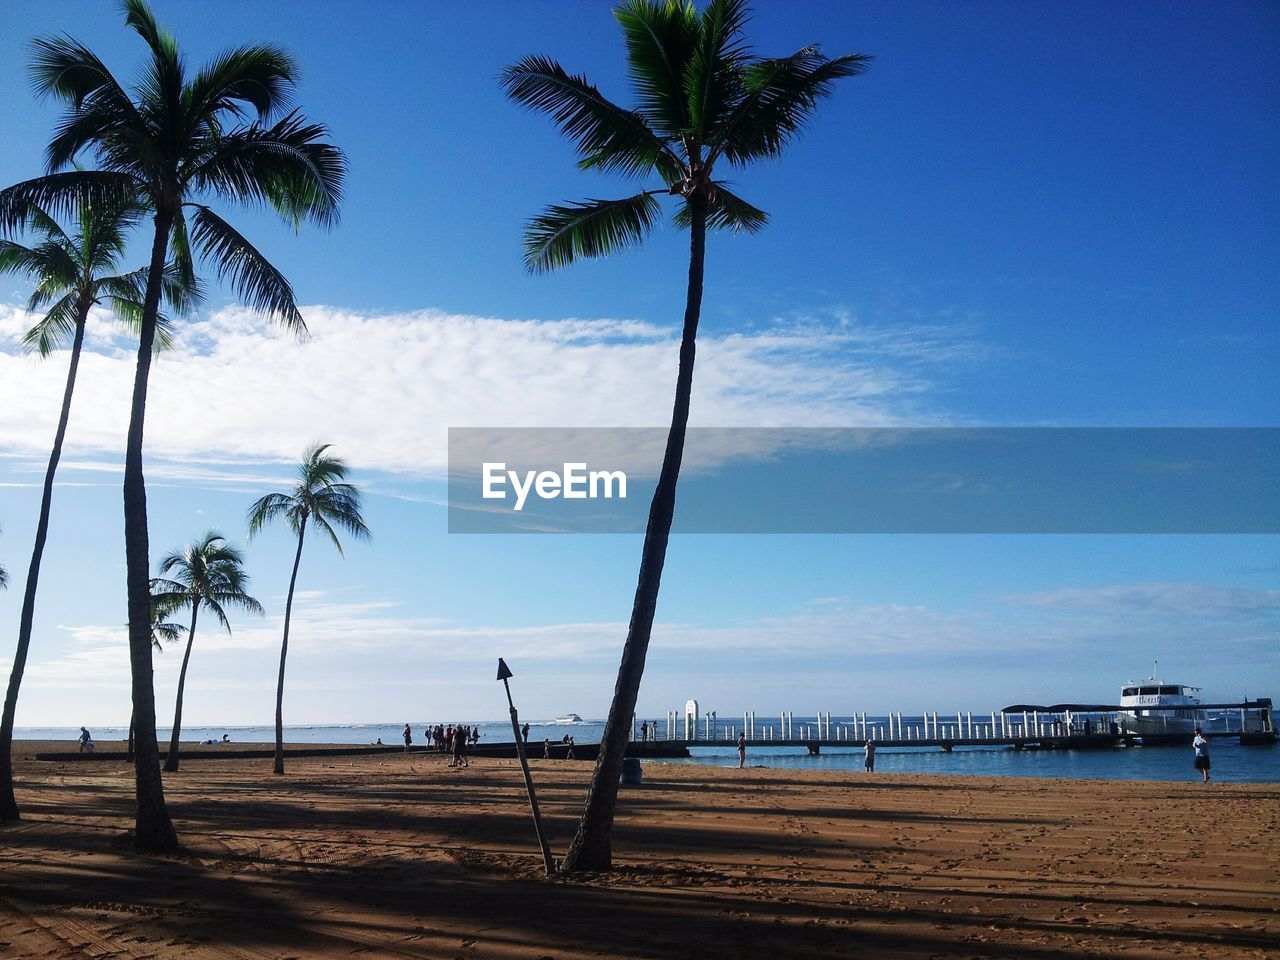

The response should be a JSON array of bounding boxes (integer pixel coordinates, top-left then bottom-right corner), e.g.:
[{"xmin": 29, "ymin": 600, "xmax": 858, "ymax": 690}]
[{"xmin": 482, "ymin": 462, "xmax": 627, "ymax": 512}]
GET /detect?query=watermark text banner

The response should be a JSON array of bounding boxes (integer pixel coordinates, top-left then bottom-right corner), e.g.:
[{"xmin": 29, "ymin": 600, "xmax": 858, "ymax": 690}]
[{"xmin": 446, "ymin": 427, "xmax": 1278, "ymax": 534}]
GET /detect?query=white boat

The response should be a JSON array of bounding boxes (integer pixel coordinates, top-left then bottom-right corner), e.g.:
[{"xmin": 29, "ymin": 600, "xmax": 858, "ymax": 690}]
[
  {"xmin": 554, "ymin": 713, "xmax": 584, "ymax": 724},
  {"xmin": 1117, "ymin": 677, "xmax": 1204, "ymax": 736}
]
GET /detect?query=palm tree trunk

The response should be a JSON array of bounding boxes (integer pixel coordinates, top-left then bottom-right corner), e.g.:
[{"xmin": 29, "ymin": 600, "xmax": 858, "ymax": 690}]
[
  {"xmin": 125, "ymin": 210, "xmax": 178, "ymax": 852},
  {"xmin": 0, "ymin": 312, "xmax": 88, "ymax": 821},
  {"xmin": 274, "ymin": 519, "xmax": 307, "ymax": 775},
  {"xmin": 162, "ymin": 603, "xmax": 199, "ymax": 773},
  {"xmin": 560, "ymin": 197, "xmax": 709, "ymax": 873}
]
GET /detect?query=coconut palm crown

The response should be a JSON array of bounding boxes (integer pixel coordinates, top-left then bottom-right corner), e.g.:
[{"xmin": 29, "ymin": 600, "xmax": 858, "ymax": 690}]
[
  {"xmin": 503, "ymin": 0, "xmax": 868, "ymax": 873},
  {"xmin": 248, "ymin": 443, "xmax": 369, "ymax": 775},
  {"xmin": 0, "ymin": 0, "xmax": 345, "ymax": 851},
  {"xmin": 152, "ymin": 533, "xmax": 263, "ymax": 772}
]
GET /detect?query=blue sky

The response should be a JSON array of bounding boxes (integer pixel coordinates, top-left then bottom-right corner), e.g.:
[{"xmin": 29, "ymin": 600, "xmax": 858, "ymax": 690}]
[{"xmin": 0, "ymin": 1, "xmax": 1276, "ymax": 728}]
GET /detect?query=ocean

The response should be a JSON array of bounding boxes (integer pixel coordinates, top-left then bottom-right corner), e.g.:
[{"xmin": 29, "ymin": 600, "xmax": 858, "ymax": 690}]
[{"xmin": 17, "ymin": 717, "xmax": 1279, "ymax": 783}]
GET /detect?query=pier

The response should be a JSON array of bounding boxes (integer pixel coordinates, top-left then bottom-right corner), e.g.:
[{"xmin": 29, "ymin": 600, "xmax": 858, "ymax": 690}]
[{"xmin": 630, "ymin": 697, "xmax": 1277, "ymax": 754}]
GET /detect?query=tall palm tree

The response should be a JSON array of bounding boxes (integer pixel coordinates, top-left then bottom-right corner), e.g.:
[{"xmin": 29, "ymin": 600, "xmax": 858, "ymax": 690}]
[
  {"xmin": 0, "ymin": 0, "xmax": 344, "ymax": 850},
  {"xmin": 0, "ymin": 199, "xmax": 195, "ymax": 822},
  {"xmin": 152, "ymin": 533, "xmax": 262, "ymax": 772},
  {"xmin": 248, "ymin": 444, "xmax": 368, "ymax": 775},
  {"xmin": 502, "ymin": 0, "xmax": 868, "ymax": 872}
]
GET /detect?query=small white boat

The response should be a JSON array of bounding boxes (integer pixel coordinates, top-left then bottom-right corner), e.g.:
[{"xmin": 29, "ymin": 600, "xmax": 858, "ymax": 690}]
[
  {"xmin": 554, "ymin": 713, "xmax": 584, "ymax": 724},
  {"xmin": 1117, "ymin": 677, "xmax": 1203, "ymax": 736}
]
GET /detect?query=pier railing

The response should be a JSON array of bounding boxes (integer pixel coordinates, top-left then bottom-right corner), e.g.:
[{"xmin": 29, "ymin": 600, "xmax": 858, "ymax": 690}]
[{"xmin": 629, "ymin": 699, "xmax": 1275, "ymax": 751}]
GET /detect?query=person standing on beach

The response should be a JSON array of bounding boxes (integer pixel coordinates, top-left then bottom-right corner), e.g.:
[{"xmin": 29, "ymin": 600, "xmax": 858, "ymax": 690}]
[
  {"xmin": 521, "ymin": 722, "xmax": 530, "ymax": 743},
  {"xmin": 403, "ymin": 724, "xmax": 412, "ymax": 752},
  {"xmin": 864, "ymin": 740, "xmax": 875, "ymax": 772},
  {"xmin": 543, "ymin": 738, "xmax": 551, "ymax": 759},
  {"xmin": 737, "ymin": 732, "xmax": 746, "ymax": 768},
  {"xmin": 1193, "ymin": 727, "xmax": 1211, "ymax": 783}
]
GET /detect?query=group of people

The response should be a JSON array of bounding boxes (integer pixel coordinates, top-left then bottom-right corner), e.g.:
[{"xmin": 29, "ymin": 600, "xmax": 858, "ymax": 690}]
[{"xmin": 402, "ymin": 722, "xmax": 479, "ymax": 767}]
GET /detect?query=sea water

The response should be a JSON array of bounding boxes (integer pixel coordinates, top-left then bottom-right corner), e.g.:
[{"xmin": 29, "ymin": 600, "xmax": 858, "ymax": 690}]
[{"xmin": 16, "ymin": 717, "xmax": 1278, "ymax": 783}]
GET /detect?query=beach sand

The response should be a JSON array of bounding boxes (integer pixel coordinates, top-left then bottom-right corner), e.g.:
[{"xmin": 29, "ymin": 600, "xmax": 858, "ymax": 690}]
[{"xmin": 1, "ymin": 742, "xmax": 1275, "ymax": 959}]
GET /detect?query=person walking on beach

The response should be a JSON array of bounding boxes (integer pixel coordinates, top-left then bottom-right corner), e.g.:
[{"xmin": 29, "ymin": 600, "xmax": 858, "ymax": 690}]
[
  {"xmin": 403, "ymin": 723, "xmax": 412, "ymax": 752},
  {"xmin": 451, "ymin": 726, "xmax": 469, "ymax": 767},
  {"xmin": 1193, "ymin": 727, "xmax": 1211, "ymax": 783},
  {"xmin": 864, "ymin": 739, "xmax": 875, "ymax": 772},
  {"xmin": 78, "ymin": 727, "xmax": 94, "ymax": 753},
  {"xmin": 543, "ymin": 738, "xmax": 551, "ymax": 759},
  {"xmin": 737, "ymin": 732, "xmax": 746, "ymax": 768}
]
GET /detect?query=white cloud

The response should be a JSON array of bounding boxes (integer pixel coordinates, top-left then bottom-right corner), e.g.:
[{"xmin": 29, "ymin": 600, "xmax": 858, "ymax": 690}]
[
  {"xmin": 1, "ymin": 303, "xmax": 974, "ymax": 478},
  {"xmin": 1010, "ymin": 582, "xmax": 1280, "ymax": 618}
]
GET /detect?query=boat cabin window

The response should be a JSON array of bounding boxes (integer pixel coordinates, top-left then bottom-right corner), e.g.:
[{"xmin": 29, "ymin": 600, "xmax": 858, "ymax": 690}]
[
  {"xmin": 1159, "ymin": 685, "xmax": 1180, "ymax": 695},
  {"xmin": 1122, "ymin": 687, "xmax": 1138, "ymax": 696},
  {"xmin": 1139, "ymin": 686, "xmax": 1159, "ymax": 695}
]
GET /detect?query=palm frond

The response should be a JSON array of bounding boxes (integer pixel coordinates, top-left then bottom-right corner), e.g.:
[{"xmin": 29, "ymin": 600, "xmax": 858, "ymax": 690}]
[
  {"xmin": 0, "ymin": 172, "xmax": 140, "ymax": 234},
  {"xmin": 184, "ymin": 112, "xmax": 345, "ymax": 229},
  {"xmin": 671, "ymin": 181, "xmax": 767, "ymax": 233},
  {"xmin": 20, "ymin": 291, "xmax": 81, "ymax": 357},
  {"xmin": 28, "ymin": 34, "xmax": 141, "ymax": 118},
  {"xmin": 500, "ymin": 56, "xmax": 682, "ymax": 182},
  {"xmin": 712, "ymin": 49, "xmax": 872, "ymax": 166},
  {"xmin": 188, "ymin": 204, "xmax": 305, "ymax": 331},
  {"xmin": 188, "ymin": 44, "xmax": 298, "ymax": 124},
  {"xmin": 523, "ymin": 192, "xmax": 662, "ymax": 273},
  {"xmin": 123, "ymin": 0, "xmax": 184, "ymax": 118},
  {"xmin": 686, "ymin": 0, "xmax": 752, "ymax": 143},
  {"xmin": 248, "ymin": 491, "xmax": 298, "ymax": 538},
  {"xmin": 613, "ymin": 0, "xmax": 700, "ymax": 138},
  {"xmin": 0, "ymin": 239, "xmax": 50, "ymax": 279}
]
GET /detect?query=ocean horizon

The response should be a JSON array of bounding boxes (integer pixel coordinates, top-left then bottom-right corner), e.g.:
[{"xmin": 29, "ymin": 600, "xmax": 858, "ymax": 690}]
[{"xmin": 19, "ymin": 718, "xmax": 1278, "ymax": 784}]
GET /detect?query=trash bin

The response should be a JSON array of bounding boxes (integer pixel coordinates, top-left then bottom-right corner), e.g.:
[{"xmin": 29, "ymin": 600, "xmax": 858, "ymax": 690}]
[{"xmin": 620, "ymin": 756, "xmax": 643, "ymax": 785}]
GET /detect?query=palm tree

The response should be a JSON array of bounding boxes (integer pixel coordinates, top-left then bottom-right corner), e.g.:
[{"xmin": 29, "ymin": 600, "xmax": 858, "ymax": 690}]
[
  {"xmin": 0, "ymin": 0, "xmax": 344, "ymax": 850},
  {"xmin": 0, "ymin": 199, "xmax": 195, "ymax": 821},
  {"xmin": 248, "ymin": 444, "xmax": 368, "ymax": 775},
  {"xmin": 151, "ymin": 533, "xmax": 262, "ymax": 772},
  {"xmin": 502, "ymin": 0, "xmax": 868, "ymax": 872}
]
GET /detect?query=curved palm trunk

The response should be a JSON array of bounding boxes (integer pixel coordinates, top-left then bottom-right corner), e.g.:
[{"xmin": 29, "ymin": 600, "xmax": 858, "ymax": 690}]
[
  {"xmin": 162, "ymin": 603, "xmax": 200, "ymax": 772},
  {"xmin": 560, "ymin": 199, "xmax": 708, "ymax": 873},
  {"xmin": 126, "ymin": 211, "xmax": 178, "ymax": 852},
  {"xmin": 0, "ymin": 311, "xmax": 88, "ymax": 821},
  {"xmin": 274, "ymin": 519, "xmax": 307, "ymax": 775}
]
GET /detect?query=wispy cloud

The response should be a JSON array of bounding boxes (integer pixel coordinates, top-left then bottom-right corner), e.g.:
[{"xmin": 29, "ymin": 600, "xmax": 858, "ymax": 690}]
[{"xmin": 1, "ymin": 303, "xmax": 977, "ymax": 480}]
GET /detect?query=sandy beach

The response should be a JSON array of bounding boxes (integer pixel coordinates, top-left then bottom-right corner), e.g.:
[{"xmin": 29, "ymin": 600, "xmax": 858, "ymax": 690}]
[{"xmin": 1, "ymin": 742, "xmax": 1276, "ymax": 959}]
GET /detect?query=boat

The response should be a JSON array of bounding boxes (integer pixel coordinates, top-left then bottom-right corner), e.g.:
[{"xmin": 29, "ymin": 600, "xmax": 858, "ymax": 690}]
[
  {"xmin": 554, "ymin": 713, "xmax": 584, "ymax": 724},
  {"xmin": 1117, "ymin": 676, "xmax": 1204, "ymax": 736}
]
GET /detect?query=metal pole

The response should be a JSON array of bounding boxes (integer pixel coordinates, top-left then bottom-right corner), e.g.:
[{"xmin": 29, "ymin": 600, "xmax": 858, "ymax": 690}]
[{"xmin": 500, "ymin": 671, "xmax": 554, "ymax": 876}]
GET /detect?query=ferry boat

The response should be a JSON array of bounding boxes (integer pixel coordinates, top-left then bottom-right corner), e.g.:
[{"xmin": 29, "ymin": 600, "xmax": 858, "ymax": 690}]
[
  {"xmin": 1117, "ymin": 677, "xmax": 1204, "ymax": 736},
  {"xmin": 554, "ymin": 713, "xmax": 584, "ymax": 724}
]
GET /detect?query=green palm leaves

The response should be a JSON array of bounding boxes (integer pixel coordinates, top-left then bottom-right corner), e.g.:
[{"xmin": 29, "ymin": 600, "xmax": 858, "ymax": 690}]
[
  {"xmin": 249, "ymin": 444, "xmax": 372, "ymax": 553},
  {"xmin": 152, "ymin": 533, "xmax": 264, "ymax": 633},
  {"xmin": 501, "ymin": 0, "xmax": 869, "ymax": 272}
]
